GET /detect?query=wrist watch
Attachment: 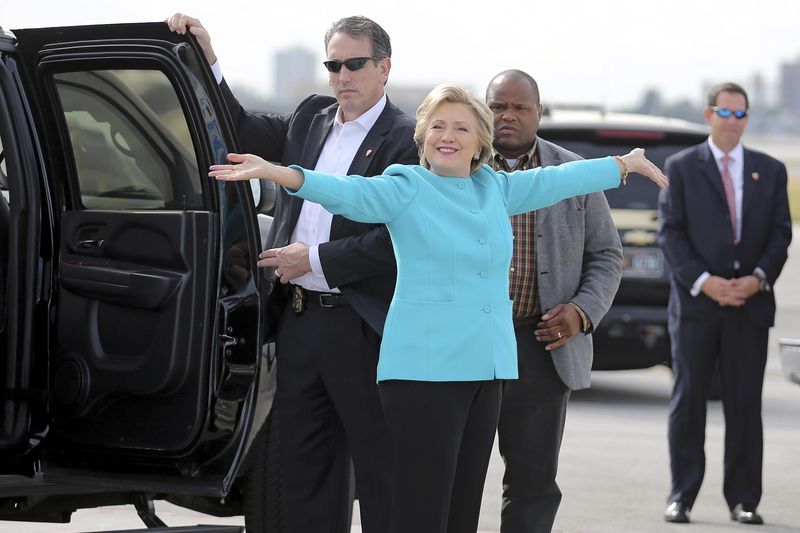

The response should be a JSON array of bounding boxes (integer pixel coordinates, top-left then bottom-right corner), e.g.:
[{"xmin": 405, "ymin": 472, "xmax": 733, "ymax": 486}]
[{"xmin": 753, "ymin": 270, "xmax": 771, "ymax": 292}]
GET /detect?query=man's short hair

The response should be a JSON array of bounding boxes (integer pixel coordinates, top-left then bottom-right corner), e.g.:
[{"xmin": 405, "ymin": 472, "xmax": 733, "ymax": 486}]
[
  {"xmin": 414, "ymin": 84, "xmax": 494, "ymax": 175},
  {"xmin": 486, "ymin": 69, "xmax": 540, "ymax": 103},
  {"xmin": 324, "ymin": 16, "xmax": 392, "ymax": 59},
  {"xmin": 707, "ymin": 82, "xmax": 749, "ymax": 109}
]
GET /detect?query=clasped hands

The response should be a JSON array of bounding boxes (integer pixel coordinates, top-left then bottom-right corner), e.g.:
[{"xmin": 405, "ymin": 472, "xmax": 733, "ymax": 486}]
[{"xmin": 701, "ymin": 275, "xmax": 759, "ymax": 307}]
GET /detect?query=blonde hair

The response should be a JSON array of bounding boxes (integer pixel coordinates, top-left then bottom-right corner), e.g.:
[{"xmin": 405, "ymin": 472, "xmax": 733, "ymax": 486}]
[{"xmin": 414, "ymin": 84, "xmax": 494, "ymax": 175}]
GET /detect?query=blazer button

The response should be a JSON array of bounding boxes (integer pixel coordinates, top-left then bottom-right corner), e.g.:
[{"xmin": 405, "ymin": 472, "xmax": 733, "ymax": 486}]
[
  {"xmin": 470, "ymin": 208, "xmax": 479, "ymax": 214},
  {"xmin": 457, "ymin": 182, "xmax": 466, "ymax": 189},
  {"xmin": 479, "ymin": 270, "xmax": 488, "ymax": 278},
  {"xmin": 479, "ymin": 237, "xmax": 487, "ymax": 244},
  {"xmin": 483, "ymin": 306, "xmax": 491, "ymax": 313}
]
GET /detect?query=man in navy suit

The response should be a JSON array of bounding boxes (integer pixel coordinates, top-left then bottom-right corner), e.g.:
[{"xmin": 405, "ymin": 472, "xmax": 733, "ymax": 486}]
[
  {"xmin": 168, "ymin": 14, "xmax": 417, "ymax": 533},
  {"xmin": 658, "ymin": 82, "xmax": 792, "ymax": 525}
]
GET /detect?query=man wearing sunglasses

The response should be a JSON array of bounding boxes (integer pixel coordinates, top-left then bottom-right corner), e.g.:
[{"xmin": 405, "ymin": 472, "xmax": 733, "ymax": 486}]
[
  {"xmin": 167, "ymin": 13, "xmax": 417, "ymax": 533},
  {"xmin": 658, "ymin": 82, "xmax": 792, "ymax": 526}
]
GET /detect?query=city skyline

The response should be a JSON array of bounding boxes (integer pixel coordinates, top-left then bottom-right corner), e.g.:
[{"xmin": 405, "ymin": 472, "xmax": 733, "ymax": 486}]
[
  {"xmin": 270, "ymin": 44, "xmax": 799, "ymax": 113},
  {"xmin": 2, "ymin": 0, "xmax": 800, "ymax": 110}
]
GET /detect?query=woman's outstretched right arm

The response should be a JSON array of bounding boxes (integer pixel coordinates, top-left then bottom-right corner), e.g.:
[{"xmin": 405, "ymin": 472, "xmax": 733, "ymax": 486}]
[{"xmin": 209, "ymin": 153, "xmax": 304, "ymax": 190}]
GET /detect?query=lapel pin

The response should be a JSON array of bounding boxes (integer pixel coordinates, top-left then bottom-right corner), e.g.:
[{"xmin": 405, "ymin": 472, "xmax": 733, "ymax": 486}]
[
  {"xmin": 751, "ymin": 172, "xmax": 760, "ymax": 181},
  {"xmin": 365, "ymin": 149, "xmax": 373, "ymax": 157}
]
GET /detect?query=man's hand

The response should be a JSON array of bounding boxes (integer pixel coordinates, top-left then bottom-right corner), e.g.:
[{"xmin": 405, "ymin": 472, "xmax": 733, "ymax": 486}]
[
  {"xmin": 257, "ymin": 242, "xmax": 312, "ymax": 284},
  {"xmin": 730, "ymin": 275, "xmax": 760, "ymax": 301},
  {"xmin": 535, "ymin": 303, "xmax": 583, "ymax": 351},
  {"xmin": 700, "ymin": 275, "xmax": 746, "ymax": 307},
  {"xmin": 165, "ymin": 13, "xmax": 217, "ymax": 66}
]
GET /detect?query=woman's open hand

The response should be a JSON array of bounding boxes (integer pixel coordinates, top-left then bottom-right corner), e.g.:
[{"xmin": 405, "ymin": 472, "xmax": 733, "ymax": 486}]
[
  {"xmin": 620, "ymin": 148, "xmax": 669, "ymax": 189},
  {"xmin": 210, "ymin": 153, "xmax": 305, "ymax": 190},
  {"xmin": 209, "ymin": 153, "xmax": 270, "ymax": 182}
]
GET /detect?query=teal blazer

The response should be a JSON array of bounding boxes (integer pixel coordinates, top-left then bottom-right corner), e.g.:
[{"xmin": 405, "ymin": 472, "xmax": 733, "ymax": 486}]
[{"xmin": 288, "ymin": 158, "xmax": 620, "ymax": 382}]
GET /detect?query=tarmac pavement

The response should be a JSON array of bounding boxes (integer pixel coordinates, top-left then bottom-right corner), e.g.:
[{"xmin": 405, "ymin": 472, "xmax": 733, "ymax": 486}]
[{"xmin": 4, "ymin": 225, "xmax": 799, "ymax": 532}]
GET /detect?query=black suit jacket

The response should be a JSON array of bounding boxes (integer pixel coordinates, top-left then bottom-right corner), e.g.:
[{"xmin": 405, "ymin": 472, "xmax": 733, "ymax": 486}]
[
  {"xmin": 220, "ymin": 81, "xmax": 418, "ymax": 334},
  {"xmin": 657, "ymin": 142, "xmax": 792, "ymax": 328}
]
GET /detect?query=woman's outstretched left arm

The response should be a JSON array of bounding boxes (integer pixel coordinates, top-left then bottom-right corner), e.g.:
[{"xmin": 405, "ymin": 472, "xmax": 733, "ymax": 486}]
[{"xmin": 503, "ymin": 148, "xmax": 668, "ymax": 215}]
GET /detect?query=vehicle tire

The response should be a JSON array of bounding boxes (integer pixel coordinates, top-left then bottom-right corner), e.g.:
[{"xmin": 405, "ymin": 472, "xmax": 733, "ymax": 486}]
[{"xmin": 242, "ymin": 412, "xmax": 287, "ymax": 533}]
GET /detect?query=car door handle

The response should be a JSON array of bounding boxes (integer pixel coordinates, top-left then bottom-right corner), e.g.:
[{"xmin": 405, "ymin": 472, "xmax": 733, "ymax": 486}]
[{"xmin": 76, "ymin": 239, "xmax": 104, "ymax": 249}]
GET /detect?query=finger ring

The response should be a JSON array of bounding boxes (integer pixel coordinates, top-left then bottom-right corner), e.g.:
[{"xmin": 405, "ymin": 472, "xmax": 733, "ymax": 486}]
[
  {"xmin": 275, "ymin": 269, "xmax": 281, "ymax": 277},
  {"xmin": 557, "ymin": 331, "xmax": 562, "ymax": 339}
]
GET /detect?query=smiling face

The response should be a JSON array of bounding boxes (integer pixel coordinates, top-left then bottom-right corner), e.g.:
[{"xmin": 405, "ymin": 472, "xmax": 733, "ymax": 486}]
[
  {"xmin": 422, "ymin": 102, "xmax": 482, "ymax": 178},
  {"xmin": 326, "ymin": 32, "xmax": 390, "ymax": 122}
]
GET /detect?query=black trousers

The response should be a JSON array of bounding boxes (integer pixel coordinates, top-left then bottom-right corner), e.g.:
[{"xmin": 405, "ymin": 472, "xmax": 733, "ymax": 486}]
[
  {"xmin": 667, "ymin": 307, "xmax": 768, "ymax": 510},
  {"xmin": 275, "ymin": 299, "xmax": 392, "ymax": 533},
  {"xmin": 379, "ymin": 379, "xmax": 502, "ymax": 533},
  {"xmin": 497, "ymin": 323, "xmax": 571, "ymax": 533}
]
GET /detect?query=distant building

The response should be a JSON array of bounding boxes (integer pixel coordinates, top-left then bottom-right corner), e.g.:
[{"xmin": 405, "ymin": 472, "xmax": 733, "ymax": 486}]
[
  {"xmin": 274, "ymin": 47, "xmax": 317, "ymax": 104},
  {"xmin": 780, "ymin": 57, "xmax": 800, "ymax": 117},
  {"xmin": 750, "ymin": 72, "xmax": 766, "ymax": 109}
]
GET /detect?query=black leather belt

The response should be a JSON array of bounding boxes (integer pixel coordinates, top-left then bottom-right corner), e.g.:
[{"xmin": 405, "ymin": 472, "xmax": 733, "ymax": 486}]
[{"xmin": 290, "ymin": 285, "xmax": 349, "ymax": 310}]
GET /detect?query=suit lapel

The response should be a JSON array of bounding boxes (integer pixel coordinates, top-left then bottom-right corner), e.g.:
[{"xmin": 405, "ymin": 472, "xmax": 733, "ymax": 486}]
[
  {"xmin": 329, "ymin": 98, "xmax": 396, "ymax": 237},
  {"xmin": 698, "ymin": 144, "xmax": 729, "ymax": 207},
  {"xmin": 287, "ymin": 105, "xmax": 337, "ymax": 230},
  {"xmin": 534, "ymin": 139, "xmax": 567, "ymax": 227},
  {"xmin": 346, "ymin": 99, "xmax": 395, "ymax": 176},
  {"xmin": 741, "ymin": 147, "xmax": 758, "ymax": 221}
]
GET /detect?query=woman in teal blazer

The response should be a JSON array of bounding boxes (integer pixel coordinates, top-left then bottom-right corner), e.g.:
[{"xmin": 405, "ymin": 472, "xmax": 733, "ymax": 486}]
[{"xmin": 211, "ymin": 84, "xmax": 667, "ymax": 533}]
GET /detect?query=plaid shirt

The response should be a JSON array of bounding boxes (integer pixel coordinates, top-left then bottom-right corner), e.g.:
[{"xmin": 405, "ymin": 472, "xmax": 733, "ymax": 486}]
[{"xmin": 491, "ymin": 141, "xmax": 540, "ymax": 320}]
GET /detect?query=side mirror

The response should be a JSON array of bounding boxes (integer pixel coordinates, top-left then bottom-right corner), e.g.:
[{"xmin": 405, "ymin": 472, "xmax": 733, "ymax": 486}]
[{"xmin": 251, "ymin": 180, "xmax": 276, "ymax": 215}]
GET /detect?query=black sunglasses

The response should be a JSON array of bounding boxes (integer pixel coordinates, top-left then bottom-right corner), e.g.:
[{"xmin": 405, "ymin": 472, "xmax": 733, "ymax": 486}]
[
  {"xmin": 323, "ymin": 56, "xmax": 382, "ymax": 73},
  {"xmin": 709, "ymin": 106, "xmax": 748, "ymax": 120}
]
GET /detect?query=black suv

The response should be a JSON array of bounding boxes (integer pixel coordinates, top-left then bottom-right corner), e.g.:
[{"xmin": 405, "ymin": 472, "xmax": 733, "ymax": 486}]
[
  {"xmin": 1, "ymin": 22, "xmax": 284, "ymax": 532},
  {"xmin": 539, "ymin": 108, "xmax": 708, "ymax": 370}
]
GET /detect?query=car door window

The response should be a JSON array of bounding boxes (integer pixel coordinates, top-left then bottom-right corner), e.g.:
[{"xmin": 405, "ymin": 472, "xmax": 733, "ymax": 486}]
[{"xmin": 53, "ymin": 69, "xmax": 203, "ymax": 210}]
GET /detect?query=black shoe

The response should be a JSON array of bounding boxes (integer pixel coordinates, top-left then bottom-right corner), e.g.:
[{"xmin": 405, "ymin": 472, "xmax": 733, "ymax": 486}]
[
  {"xmin": 664, "ymin": 501, "xmax": 690, "ymax": 523},
  {"xmin": 730, "ymin": 503, "xmax": 764, "ymax": 525}
]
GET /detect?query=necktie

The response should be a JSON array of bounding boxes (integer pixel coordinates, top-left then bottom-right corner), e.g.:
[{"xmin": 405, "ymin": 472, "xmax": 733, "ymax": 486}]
[{"xmin": 720, "ymin": 155, "xmax": 737, "ymax": 241}]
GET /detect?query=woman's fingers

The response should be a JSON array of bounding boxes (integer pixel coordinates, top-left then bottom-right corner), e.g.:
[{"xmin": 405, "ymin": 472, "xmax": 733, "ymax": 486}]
[
  {"xmin": 625, "ymin": 148, "xmax": 670, "ymax": 189},
  {"xmin": 208, "ymin": 153, "xmax": 256, "ymax": 181}
]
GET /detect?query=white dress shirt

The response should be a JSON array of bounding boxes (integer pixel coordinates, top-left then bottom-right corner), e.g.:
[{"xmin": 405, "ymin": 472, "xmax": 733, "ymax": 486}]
[
  {"xmin": 690, "ymin": 138, "xmax": 745, "ymax": 296},
  {"xmin": 292, "ymin": 94, "xmax": 387, "ymax": 291}
]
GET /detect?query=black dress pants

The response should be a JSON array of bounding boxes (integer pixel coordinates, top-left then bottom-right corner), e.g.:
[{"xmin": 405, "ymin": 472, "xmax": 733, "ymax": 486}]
[
  {"xmin": 497, "ymin": 323, "xmax": 571, "ymax": 533},
  {"xmin": 379, "ymin": 379, "xmax": 502, "ymax": 533},
  {"xmin": 667, "ymin": 307, "xmax": 768, "ymax": 510},
  {"xmin": 275, "ymin": 299, "xmax": 392, "ymax": 533}
]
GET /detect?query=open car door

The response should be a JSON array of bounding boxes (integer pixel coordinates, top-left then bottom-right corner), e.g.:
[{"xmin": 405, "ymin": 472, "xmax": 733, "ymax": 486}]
[{"xmin": 8, "ymin": 22, "xmax": 265, "ymax": 499}]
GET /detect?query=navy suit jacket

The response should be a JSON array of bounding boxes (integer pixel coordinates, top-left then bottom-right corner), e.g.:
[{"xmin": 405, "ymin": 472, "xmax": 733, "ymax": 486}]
[
  {"xmin": 657, "ymin": 141, "xmax": 792, "ymax": 328},
  {"xmin": 220, "ymin": 81, "xmax": 418, "ymax": 334}
]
